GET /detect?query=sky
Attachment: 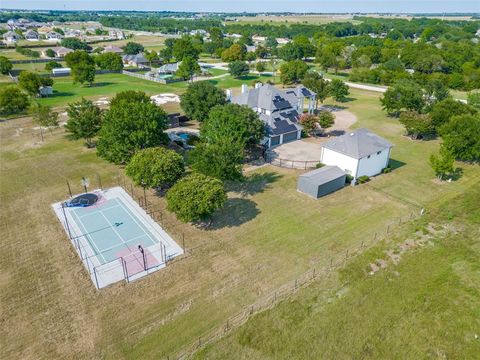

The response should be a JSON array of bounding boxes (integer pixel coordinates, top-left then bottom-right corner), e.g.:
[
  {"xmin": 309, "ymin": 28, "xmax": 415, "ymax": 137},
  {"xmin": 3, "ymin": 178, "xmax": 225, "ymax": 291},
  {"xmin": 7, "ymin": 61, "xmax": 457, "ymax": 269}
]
[{"xmin": 1, "ymin": 0, "xmax": 480, "ymax": 13}]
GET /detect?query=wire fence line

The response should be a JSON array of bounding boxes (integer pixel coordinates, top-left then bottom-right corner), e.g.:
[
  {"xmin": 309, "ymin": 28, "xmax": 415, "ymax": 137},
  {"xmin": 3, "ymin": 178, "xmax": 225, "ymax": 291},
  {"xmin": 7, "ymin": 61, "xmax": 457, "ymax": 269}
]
[
  {"xmin": 59, "ymin": 173, "xmax": 422, "ymax": 356},
  {"xmin": 164, "ymin": 210, "xmax": 423, "ymax": 360}
]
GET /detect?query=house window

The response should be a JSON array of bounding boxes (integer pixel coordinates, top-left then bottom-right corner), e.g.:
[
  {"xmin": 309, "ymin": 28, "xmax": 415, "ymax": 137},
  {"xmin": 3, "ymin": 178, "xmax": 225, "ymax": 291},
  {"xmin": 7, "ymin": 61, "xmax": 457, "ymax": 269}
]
[
  {"xmin": 367, "ymin": 155, "xmax": 371, "ymax": 159},
  {"xmin": 377, "ymin": 151, "xmax": 382, "ymax": 155}
]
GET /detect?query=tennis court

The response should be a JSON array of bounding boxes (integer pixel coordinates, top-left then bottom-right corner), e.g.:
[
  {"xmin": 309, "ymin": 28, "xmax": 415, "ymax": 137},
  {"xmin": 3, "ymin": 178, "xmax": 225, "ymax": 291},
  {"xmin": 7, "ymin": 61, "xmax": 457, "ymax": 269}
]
[{"xmin": 52, "ymin": 187, "xmax": 183, "ymax": 289}]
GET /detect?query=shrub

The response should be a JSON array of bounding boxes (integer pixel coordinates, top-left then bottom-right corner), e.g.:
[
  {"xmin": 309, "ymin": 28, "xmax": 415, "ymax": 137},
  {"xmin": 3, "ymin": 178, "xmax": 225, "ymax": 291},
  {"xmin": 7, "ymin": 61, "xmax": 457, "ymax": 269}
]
[
  {"xmin": 345, "ymin": 174, "xmax": 354, "ymax": 184},
  {"xmin": 45, "ymin": 61, "xmax": 62, "ymax": 71},
  {"xmin": 0, "ymin": 86, "xmax": 30, "ymax": 115},
  {"xmin": 186, "ymin": 134, "xmax": 200, "ymax": 146},
  {"xmin": 166, "ymin": 173, "xmax": 227, "ymax": 223},
  {"xmin": 126, "ymin": 147, "xmax": 185, "ymax": 189},
  {"xmin": 315, "ymin": 162, "xmax": 325, "ymax": 168},
  {"xmin": 382, "ymin": 167, "xmax": 392, "ymax": 174},
  {"xmin": 357, "ymin": 175, "xmax": 371, "ymax": 184}
]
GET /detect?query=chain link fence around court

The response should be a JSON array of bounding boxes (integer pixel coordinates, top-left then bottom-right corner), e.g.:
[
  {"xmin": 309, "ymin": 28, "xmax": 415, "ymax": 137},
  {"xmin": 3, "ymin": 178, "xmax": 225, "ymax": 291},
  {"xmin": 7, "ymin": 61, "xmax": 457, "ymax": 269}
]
[
  {"xmin": 58, "ymin": 173, "xmax": 189, "ymax": 289},
  {"xmin": 165, "ymin": 209, "xmax": 423, "ymax": 360}
]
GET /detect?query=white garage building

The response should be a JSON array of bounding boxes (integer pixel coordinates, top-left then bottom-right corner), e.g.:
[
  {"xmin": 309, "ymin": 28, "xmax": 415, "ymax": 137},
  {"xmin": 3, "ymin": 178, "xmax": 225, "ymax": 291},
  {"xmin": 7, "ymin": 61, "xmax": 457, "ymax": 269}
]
[{"xmin": 320, "ymin": 128, "xmax": 393, "ymax": 183}]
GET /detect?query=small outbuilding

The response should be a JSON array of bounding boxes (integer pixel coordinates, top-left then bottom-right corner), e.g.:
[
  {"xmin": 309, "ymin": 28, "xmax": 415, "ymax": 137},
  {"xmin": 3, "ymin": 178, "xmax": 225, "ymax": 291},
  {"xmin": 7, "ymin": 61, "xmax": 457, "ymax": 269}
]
[
  {"xmin": 320, "ymin": 128, "xmax": 393, "ymax": 183},
  {"xmin": 297, "ymin": 166, "xmax": 346, "ymax": 199}
]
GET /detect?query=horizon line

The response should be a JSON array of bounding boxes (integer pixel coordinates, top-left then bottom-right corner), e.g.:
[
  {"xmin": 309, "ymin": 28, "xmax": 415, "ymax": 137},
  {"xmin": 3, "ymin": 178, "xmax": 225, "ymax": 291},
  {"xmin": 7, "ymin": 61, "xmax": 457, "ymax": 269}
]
[{"xmin": 1, "ymin": 9, "xmax": 480, "ymax": 15}]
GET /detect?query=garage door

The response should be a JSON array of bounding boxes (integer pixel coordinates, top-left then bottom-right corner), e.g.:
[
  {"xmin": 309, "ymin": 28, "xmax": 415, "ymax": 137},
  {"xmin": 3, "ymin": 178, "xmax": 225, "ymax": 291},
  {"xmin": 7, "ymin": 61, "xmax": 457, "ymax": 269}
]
[
  {"xmin": 282, "ymin": 131, "xmax": 298, "ymax": 143},
  {"xmin": 270, "ymin": 136, "xmax": 280, "ymax": 147}
]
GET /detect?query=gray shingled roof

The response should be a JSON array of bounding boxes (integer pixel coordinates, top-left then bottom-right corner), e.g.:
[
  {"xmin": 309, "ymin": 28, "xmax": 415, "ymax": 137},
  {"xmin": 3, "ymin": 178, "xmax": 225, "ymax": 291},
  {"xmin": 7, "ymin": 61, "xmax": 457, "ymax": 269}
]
[
  {"xmin": 158, "ymin": 62, "xmax": 180, "ymax": 73},
  {"xmin": 322, "ymin": 128, "xmax": 393, "ymax": 159},
  {"xmin": 231, "ymin": 83, "xmax": 317, "ymax": 136},
  {"xmin": 299, "ymin": 165, "xmax": 346, "ymax": 184},
  {"xmin": 122, "ymin": 53, "xmax": 148, "ymax": 64}
]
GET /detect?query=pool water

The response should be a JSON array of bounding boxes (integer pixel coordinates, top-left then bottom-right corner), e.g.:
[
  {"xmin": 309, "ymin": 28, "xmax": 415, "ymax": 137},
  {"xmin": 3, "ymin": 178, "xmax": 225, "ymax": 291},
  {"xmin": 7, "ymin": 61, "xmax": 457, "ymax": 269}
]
[{"xmin": 177, "ymin": 132, "xmax": 191, "ymax": 140}]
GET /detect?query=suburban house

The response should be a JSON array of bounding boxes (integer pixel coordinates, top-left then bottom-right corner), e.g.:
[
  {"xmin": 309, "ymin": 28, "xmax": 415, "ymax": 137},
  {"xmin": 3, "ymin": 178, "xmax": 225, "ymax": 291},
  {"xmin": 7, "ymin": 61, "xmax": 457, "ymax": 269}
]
[
  {"xmin": 37, "ymin": 26, "xmax": 53, "ymax": 35},
  {"xmin": 2, "ymin": 31, "xmax": 22, "ymax": 44},
  {"xmin": 190, "ymin": 29, "xmax": 209, "ymax": 38},
  {"xmin": 7, "ymin": 18, "xmax": 41, "ymax": 30},
  {"xmin": 109, "ymin": 29, "xmax": 125, "ymax": 40},
  {"xmin": 320, "ymin": 128, "xmax": 393, "ymax": 182},
  {"xmin": 230, "ymin": 83, "xmax": 316, "ymax": 147},
  {"xmin": 122, "ymin": 53, "xmax": 149, "ymax": 67},
  {"xmin": 64, "ymin": 29, "xmax": 83, "ymax": 38},
  {"xmin": 43, "ymin": 46, "xmax": 74, "ymax": 58},
  {"xmin": 252, "ymin": 35, "xmax": 267, "ymax": 44},
  {"xmin": 276, "ymin": 38, "xmax": 291, "ymax": 45},
  {"xmin": 157, "ymin": 62, "xmax": 180, "ymax": 74},
  {"xmin": 103, "ymin": 45, "xmax": 123, "ymax": 54},
  {"xmin": 45, "ymin": 31, "xmax": 63, "ymax": 41},
  {"xmin": 245, "ymin": 45, "xmax": 257, "ymax": 53},
  {"xmin": 23, "ymin": 30, "xmax": 39, "ymax": 41},
  {"xmin": 297, "ymin": 165, "xmax": 347, "ymax": 199}
]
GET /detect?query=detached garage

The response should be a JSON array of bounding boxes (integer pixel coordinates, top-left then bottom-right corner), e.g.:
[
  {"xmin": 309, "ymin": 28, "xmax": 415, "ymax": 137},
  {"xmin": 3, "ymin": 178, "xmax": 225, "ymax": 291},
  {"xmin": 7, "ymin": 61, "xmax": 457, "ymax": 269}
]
[{"xmin": 297, "ymin": 166, "xmax": 346, "ymax": 199}]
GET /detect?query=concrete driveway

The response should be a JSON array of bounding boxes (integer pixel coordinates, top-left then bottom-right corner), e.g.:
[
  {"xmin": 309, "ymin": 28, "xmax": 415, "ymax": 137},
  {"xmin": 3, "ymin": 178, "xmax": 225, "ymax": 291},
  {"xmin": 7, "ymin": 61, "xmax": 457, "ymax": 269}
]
[{"xmin": 267, "ymin": 109, "xmax": 358, "ymax": 168}]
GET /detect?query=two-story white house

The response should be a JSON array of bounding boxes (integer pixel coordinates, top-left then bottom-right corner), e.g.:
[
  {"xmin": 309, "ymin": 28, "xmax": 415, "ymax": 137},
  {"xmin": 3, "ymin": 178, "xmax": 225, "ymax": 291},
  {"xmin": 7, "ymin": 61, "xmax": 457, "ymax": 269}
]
[
  {"xmin": 320, "ymin": 128, "xmax": 393, "ymax": 183},
  {"xmin": 230, "ymin": 83, "xmax": 316, "ymax": 147}
]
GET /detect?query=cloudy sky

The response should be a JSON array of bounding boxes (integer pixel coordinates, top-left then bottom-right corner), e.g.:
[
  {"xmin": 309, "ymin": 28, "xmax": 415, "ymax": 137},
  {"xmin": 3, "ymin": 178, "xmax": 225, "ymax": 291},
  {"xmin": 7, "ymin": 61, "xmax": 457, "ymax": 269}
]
[{"xmin": 2, "ymin": 0, "xmax": 479, "ymax": 13}]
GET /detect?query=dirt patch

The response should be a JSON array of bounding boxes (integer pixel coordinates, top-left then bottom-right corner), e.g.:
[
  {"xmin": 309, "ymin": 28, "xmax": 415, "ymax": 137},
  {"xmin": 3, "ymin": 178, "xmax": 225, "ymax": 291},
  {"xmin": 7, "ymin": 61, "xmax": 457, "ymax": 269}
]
[{"xmin": 368, "ymin": 223, "xmax": 449, "ymax": 276}]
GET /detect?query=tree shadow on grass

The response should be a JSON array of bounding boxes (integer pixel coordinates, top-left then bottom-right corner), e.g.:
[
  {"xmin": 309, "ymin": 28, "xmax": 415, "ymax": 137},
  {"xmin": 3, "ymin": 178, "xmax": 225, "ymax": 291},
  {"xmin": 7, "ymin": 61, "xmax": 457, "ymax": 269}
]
[
  {"xmin": 339, "ymin": 96, "xmax": 357, "ymax": 103},
  {"xmin": 89, "ymin": 82, "xmax": 114, "ymax": 88},
  {"xmin": 52, "ymin": 91, "xmax": 75, "ymax": 98},
  {"xmin": 449, "ymin": 167, "xmax": 463, "ymax": 182},
  {"xmin": 226, "ymin": 171, "xmax": 283, "ymax": 197},
  {"xmin": 209, "ymin": 197, "xmax": 260, "ymax": 229},
  {"xmin": 236, "ymin": 75, "xmax": 259, "ymax": 81},
  {"xmin": 389, "ymin": 158, "xmax": 406, "ymax": 170}
]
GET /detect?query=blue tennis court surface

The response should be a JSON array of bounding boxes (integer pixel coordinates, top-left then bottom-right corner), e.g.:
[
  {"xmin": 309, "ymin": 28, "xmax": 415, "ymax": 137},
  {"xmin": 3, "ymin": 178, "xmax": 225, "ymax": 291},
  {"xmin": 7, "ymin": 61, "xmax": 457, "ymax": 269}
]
[
  {"xmin": 70, "ymin": 197, "xmax": 158, "ymax": 264},
  {"xmin": 53, "ymin": 186, "xmax": 184, "ymax": 289}
]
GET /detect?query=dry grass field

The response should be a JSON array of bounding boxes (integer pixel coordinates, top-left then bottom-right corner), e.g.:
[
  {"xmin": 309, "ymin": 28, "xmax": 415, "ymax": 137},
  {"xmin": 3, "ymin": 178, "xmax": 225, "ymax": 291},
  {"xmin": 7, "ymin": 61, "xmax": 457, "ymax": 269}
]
[
  {"xmin": 1, "ymin": 88, "xmax": 479, "ymax": 359},
  {"xmin": 231, "ymin": 14, "xmax": 360, "ymax": 25}
]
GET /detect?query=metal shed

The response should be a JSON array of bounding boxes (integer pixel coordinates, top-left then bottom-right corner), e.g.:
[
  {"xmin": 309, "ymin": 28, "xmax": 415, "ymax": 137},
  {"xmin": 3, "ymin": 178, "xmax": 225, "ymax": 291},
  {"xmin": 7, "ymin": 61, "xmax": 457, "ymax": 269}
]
[{"xmin": 297, "ymin": 166, "xmax": 346, "ymax": 199}]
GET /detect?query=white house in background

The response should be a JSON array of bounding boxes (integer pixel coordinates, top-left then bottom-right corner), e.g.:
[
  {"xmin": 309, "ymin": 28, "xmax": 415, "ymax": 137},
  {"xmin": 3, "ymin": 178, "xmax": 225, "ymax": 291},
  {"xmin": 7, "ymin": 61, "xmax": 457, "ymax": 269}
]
[
  {"xmin": 64, "ymin": 29, "xmax": 83, "ymax": 38},
  {"xmin": 2, "ymin": 31, "xmax": 22, "ymax": 44},
  {"xmin": 45, "ymin": 31, "xmax": 63, "ymax": 41},
  {"xmin": 108, "ymin": 29, "xmax": 125, "ymax": 40},
  {"xmin": 276, "ymin": 37, "xmax": 291, "ymax": 46},
  {"xmin": 23, "ymin": 30, "xmax": 39, "ymax": 41},
  {"xmin": 320, "ymin": 128, "xmax": 393, "ymax": 183},
  {"xmin": 252, "ymin": 35, "xmax": 266, "ymax": 44}
]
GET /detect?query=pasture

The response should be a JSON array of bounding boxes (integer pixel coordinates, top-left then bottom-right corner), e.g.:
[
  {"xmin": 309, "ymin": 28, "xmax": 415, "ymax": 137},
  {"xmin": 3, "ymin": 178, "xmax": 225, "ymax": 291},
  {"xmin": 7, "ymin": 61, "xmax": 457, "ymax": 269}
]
[
  {"xmin": 195, "ymin": 181, "xmax": 480, "ymax": 359},
  {"xmin": 232, "ymin": 14, "xmax": 361, "ymax": 25},
  {"xmin": 1, "ymin": 88, "xmax": 479, "ymax": 359}
]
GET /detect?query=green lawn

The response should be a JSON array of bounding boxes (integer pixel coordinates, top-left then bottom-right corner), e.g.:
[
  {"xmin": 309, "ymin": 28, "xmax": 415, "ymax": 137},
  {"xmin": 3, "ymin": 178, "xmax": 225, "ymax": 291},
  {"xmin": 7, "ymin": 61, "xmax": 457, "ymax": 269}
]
[
  {"xmin": 0, "ymin": 72, "xmax": 277, "ymax": 109},
  {"xmin": 12, "ymin": 61, "xmax": 64, "ymax": 75},
  {"xmin": 1, "ymin": 87, "xmax": 479, "ymax": 359},
  {"xmin": 0, "ymin": 48, "xmax": 32, "ymax": 60},
  {"xmin": 195, "ymin": 181, "xmax": 480, "ymax": 359}
]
